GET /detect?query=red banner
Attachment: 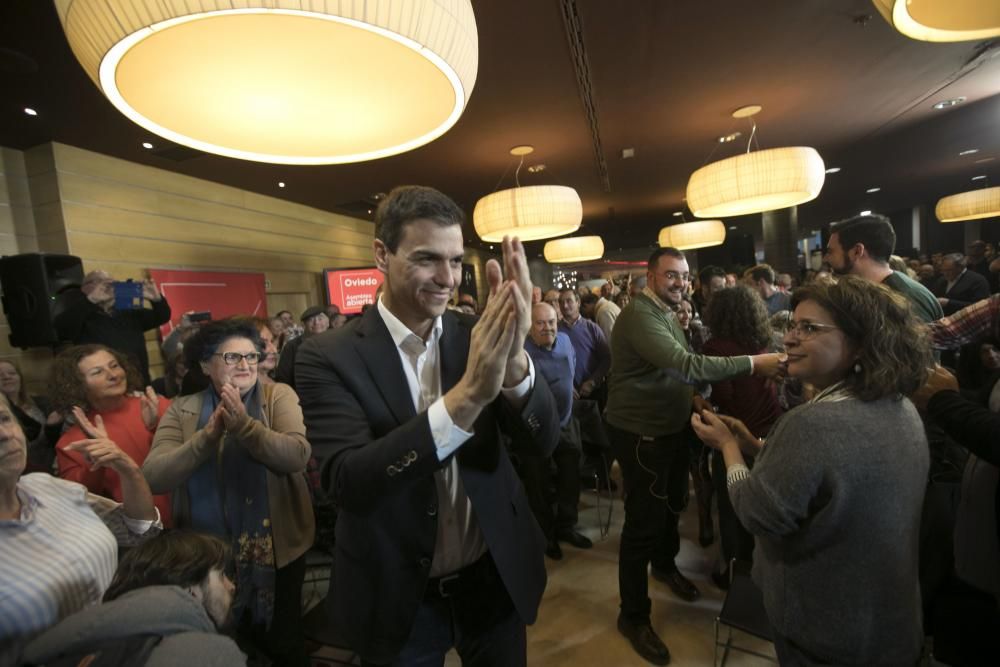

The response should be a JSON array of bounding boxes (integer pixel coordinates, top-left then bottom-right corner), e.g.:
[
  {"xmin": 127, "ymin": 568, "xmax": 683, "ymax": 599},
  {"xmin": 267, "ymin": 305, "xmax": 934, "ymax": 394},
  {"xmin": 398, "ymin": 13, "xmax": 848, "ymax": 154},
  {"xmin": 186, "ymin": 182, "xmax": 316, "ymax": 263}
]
[
  {"xmin": 324, "ymin": 267, "xmax": 384, "ymax": 315},
  {"xmin": 149, "ymin": 269, "xmax": 267, "ymax": 338}
]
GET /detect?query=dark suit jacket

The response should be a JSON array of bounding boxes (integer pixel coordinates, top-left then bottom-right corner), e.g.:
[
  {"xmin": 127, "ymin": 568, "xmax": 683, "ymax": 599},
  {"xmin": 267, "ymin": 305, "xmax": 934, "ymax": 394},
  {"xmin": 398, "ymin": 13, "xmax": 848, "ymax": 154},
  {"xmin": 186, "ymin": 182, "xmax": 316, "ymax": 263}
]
[
  {"xmin": 295, "ymin": 307, "xmax": 559, "ymax": 663},
  {"xmin": 934, "ymin": 270, "xmax": 991, "ymax": 316}
]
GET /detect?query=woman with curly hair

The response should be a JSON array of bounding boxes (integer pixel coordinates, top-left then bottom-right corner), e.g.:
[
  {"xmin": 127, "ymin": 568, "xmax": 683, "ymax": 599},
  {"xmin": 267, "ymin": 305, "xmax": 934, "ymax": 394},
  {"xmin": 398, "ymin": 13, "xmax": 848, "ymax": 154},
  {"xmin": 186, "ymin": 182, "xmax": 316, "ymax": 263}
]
[
  {"xmin": 692, "ymin": 275, "xmax": 931, "ymax": 665},
  {"xmin": 52, "ymin": 344, "xmax": 172, "ymax": 525},
  {"xmin": 143, "ymin": 319, "xmax": 313, "ymax": 666},
  {"xmin": 701, "ymin": 286, "xmax": 784, "ymax": 586}
]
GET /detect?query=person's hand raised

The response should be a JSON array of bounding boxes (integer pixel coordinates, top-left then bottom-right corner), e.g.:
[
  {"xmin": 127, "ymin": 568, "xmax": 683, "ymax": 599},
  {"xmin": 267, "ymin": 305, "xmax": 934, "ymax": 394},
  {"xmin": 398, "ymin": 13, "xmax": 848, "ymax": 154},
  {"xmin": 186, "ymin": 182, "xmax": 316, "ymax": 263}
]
[{"xmin": 66, "ymin": 408, "xmax": 138, "ymax": 474}]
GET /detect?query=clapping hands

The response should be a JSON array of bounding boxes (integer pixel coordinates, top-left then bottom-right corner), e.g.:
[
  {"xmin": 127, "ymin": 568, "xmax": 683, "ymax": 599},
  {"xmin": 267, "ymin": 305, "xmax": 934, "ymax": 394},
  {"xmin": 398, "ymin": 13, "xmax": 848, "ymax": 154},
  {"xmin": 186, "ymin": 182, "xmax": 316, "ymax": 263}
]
[{"xmin": 65, "ymin": 407, "xmax": 138, "ymax": 473}]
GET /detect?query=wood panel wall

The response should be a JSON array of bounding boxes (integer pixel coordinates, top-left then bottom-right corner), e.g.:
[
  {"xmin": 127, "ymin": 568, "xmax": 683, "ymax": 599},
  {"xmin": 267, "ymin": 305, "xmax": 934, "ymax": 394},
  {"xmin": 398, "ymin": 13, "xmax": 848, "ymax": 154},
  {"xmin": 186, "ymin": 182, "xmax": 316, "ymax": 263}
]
[{"xmin": 1, "ymin": 141, "xmax": 374, "ymax": 386}]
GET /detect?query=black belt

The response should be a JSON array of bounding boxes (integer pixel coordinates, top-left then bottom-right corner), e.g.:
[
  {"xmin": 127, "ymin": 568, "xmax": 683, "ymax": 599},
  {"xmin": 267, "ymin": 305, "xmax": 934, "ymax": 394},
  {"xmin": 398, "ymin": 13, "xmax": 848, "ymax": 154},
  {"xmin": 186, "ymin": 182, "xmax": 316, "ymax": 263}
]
[{"xmin": 425, "ymin": 554, "xmax": 496, "ymax": 599}]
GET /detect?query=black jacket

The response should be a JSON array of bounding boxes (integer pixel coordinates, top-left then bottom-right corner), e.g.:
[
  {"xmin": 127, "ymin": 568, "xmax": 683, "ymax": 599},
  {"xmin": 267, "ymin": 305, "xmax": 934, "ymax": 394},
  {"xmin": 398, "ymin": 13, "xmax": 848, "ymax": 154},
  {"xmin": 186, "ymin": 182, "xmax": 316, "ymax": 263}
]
[
  {"xmin": 53, "ymin": 290, "xmax": 171, "ymax": 384},
  {"xmin": 295, "ymin": 307, "xmax": 558, "ymax": 663}
]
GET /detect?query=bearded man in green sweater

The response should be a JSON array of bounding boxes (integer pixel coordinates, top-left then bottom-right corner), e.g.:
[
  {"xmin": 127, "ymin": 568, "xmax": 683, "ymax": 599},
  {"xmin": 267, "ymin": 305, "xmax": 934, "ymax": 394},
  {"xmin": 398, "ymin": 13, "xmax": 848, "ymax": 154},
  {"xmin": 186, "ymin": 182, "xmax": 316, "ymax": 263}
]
[{"xmin": 607, "ymin": 247, "xmax": 783, "ymax": 665}]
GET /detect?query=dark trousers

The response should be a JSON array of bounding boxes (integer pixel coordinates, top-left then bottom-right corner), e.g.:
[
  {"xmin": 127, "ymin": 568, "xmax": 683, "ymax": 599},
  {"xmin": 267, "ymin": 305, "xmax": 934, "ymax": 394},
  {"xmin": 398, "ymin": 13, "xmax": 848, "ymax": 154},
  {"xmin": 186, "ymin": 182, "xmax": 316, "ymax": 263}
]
[
  {"xmin": 520, "ymin": 420, "xmax": 582, "ymax": 538},
  {"xmin": 362, "ymin": 556, "xmax": 526, "ymax": 667},
  {"xmin": 712, "ymin": 450, "xmax": 755, "ymax": 566},
  {"xmin": 608, "ymin": 422, "xmax": 690, "ymax": 625},
  {"xmin": 237, "ymin": 554, "xmax": 307, "ymax": 667}
]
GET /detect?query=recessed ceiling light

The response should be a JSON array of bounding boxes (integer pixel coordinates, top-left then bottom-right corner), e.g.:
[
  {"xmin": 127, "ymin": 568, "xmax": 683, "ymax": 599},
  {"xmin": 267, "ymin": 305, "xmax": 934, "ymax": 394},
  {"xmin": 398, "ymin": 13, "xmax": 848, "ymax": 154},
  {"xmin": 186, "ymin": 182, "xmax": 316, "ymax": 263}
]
[
  {"xmin": 23, "ymin": 107, "xmax": 37, "ymax": 116},
  {"xmin": 141, "ymin": 141, "xmax": 153, "ymax": 149},
  {"xmin": 825, "ymin": 167, "xmax": 841, "ymax": 174},
  {"xmin": 860, "ymin": 210, "xmax": 872, "ymax": 216},
  {"xmin": 959, "ymin": 149, "xmax": 980, "ymax": 156},
  {"xmin": 718, "ymin": 132, "xmax": 742, "ymax": 144},
  {"xmin": 728, "ymin": 225, "xmax": 738, "ymax": 230},
  {"xmin": 866, "ymin": 187, "xmax": 881, "ymax": 193},
  {"xmin": 975, "ymin": 157, "xmax": 996, "ymax": 164},
  {"xmin": 526, "ymin": 164, "xmax": 547, "ymax": 173},
  {"xmin": 621, "ymin": 147, "xmax": 635, "ymax": 159},
  {"xmin": 672, "ymin": 211, "xmax": 683, "ymax": 217},
  {"xmin": 278, "ymin": 181, "xmax": 286, "ymax": 188},
  {"xmin": 972, "ymin": 175, "xmax": 988, "ymax": 181},
  {"xmin": 933, "ymin": 97, "xmax": 966, "ymax": 110},
  {"xmin": 367, "ymin": 209, "xmax": 372, "ymax": 214}
]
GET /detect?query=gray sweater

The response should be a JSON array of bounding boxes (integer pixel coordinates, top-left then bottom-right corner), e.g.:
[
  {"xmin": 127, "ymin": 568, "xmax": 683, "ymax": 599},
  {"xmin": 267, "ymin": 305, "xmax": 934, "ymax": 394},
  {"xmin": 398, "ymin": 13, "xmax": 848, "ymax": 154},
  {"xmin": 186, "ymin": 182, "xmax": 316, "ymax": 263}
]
[
  {"xmin": 731, "ymin": 396, "xmax": 928, "ymax": 665},
  {"xmin": 22, "ymin": 586, "xmax": 246, "ymax": 667}
]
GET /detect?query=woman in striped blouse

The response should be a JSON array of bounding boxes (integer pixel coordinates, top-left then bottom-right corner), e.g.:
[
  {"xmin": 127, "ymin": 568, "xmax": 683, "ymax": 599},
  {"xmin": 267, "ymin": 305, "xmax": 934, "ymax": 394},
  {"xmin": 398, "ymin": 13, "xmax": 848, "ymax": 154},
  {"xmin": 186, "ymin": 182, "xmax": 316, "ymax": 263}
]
[{"xmin": 0, "ymin": 393, "xmax": 160, "ymax": 665}]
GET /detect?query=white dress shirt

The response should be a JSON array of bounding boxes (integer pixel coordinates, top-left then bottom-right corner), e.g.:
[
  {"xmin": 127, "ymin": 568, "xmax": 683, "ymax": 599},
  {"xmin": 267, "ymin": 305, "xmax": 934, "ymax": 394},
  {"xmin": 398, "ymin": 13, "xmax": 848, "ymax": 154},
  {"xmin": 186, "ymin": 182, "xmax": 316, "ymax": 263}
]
[{"xmin": 378, "ymin": 298, "xmax": 534, "ymax": 576}]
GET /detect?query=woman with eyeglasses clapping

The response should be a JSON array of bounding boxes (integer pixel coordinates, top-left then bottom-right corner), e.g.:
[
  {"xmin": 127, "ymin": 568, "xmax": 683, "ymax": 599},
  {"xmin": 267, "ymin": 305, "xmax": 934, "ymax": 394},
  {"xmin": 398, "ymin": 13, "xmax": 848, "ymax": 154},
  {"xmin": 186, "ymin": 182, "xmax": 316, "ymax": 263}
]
[
  {"xmin": 691, "ymin": 275, "xmax": 931, "ymax": 666},
  {"xmin": 143, "ymin": 318, "xmax": 314, "ymax": 667}
]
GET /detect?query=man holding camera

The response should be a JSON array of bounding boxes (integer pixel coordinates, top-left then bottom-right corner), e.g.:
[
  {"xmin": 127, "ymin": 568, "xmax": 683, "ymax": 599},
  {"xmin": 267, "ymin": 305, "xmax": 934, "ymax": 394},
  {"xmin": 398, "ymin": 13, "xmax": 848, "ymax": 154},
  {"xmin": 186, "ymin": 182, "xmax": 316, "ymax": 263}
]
[{"xmin": 54, "ymin": 270, "xmax": 171, "ymax": 384}]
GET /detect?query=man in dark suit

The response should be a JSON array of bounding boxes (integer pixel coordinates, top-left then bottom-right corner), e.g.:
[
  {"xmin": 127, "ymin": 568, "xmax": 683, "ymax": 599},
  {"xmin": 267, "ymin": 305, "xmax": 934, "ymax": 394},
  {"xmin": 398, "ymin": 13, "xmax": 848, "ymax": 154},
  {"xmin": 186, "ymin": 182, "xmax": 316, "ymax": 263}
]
[
  {"xmin": 295, "ymin": 185, "xmax": 558, "ymax": 666},
  {"xmin": 935, "ymin": 253, "xmax": 991, "ymax": 316}
]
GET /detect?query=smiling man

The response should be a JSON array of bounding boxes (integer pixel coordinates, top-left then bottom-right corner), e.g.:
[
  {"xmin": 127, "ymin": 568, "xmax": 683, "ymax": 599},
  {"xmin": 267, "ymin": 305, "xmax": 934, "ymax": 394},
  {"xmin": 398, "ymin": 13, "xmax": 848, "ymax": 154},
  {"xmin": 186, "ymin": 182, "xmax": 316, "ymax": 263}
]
[
  {"xmin": 295, "ymin": 185, "xmax": 558, "ymax": 666},
  {"xmin": 606, "ymin": 247, "xmax": 784, "ymax": 665}
]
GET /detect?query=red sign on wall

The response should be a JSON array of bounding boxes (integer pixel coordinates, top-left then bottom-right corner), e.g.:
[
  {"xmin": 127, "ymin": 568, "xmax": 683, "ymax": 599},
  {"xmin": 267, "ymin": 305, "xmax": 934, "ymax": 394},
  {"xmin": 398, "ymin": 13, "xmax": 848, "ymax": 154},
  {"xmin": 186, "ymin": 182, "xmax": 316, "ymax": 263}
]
[
  {"xmin": 149, "ymin": 269, "xmax": 267, "ymax": 338},
  {"xmin": 324, "ymin": 267, "xmax": 384, "ymax": 315}
]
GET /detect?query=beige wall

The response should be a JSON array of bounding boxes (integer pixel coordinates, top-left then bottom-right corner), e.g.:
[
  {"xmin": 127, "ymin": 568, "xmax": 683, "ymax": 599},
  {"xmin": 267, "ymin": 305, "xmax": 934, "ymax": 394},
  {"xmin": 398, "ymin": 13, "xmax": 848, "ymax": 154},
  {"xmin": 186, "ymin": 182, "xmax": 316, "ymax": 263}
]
[{"xmin": 1, "ymin": 141, "xmax": 374, "ymax": 387}]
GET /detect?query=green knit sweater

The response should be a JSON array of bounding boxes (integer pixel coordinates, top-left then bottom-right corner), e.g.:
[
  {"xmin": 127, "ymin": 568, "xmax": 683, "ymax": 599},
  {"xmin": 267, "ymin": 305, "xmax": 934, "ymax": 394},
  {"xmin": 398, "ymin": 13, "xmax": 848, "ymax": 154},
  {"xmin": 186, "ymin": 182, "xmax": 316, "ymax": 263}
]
[{"xmin": 606, "ymin": 292, "xmax": 752, "ymax": 436}]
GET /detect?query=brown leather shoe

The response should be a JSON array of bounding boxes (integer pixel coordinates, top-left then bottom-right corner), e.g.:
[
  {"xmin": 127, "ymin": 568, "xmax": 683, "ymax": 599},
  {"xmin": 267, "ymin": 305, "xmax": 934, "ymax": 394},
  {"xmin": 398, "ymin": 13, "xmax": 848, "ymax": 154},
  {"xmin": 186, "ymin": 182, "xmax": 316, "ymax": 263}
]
[
  {"xmin": 617, "ymin": 615, "xmax": 671, "ymax": 665},
  {"xmin": 651, "ymin": 567, "xmax": 701, "ymax": 602}
]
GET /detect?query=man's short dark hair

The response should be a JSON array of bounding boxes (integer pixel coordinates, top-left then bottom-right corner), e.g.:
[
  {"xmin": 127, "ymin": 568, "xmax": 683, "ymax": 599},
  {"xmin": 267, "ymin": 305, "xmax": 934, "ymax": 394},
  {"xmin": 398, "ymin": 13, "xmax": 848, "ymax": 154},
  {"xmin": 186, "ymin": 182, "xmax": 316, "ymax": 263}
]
[
  {"xmin": 375, "ymin": 185, "xmax": 465, "ymax": 253},
  {"xmin": 698, "ymin": 265, "xmax": 726, "ymax": 284},
  {"xmin": 580, "ymin": 293, "xmax": 598, "ymax": 307},
  {"xmin": 747, "ymin": 264, "xmax": 776, "ymax": 285},
  {"xmin": 648, "ymin": 247, "xmax": 685, "ymax": 272},
  {"xmin": 276, "ymin": 310, "xmax": 291, "ymax": 319},
  {"xmin": 829, "ymin": 214, "xmax": 896, "ymax": 264},
  {"xmin": 559, "ymin": 288, "xmax": 579, "ymax": 301},
  {"xmin": 103, "ymin": 532, "xmax": 232, "ymax": 602}
]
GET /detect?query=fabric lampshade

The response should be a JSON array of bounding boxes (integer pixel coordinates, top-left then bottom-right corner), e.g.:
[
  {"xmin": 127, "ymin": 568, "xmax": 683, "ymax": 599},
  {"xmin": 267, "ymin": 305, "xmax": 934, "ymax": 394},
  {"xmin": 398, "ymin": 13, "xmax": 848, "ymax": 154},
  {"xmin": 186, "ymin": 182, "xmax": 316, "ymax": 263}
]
[
  {"xmin": 872, "ymin": 0, "xmax": 1000, "ymax": 42},
  {"xmin": 658, "ymin": 220, "xmax": 726, "ymax": 250},
  {"xmin": 543, "ymin": 236, "xmax": 605, "ymax": 263},
  {"xmin": 686, "ymin": 147, "xmax": 825, "ymax": 218},
  {"xmin": 935, "ymin": 186, "xmax": 1000, "ymax": 222},
  {"xmin": 474, "ymin": 185, "xmax": 582, "ymax": 242},
  {"xmin": 54, "ymin": 0, "xmax": 478, "ymax": 164}
]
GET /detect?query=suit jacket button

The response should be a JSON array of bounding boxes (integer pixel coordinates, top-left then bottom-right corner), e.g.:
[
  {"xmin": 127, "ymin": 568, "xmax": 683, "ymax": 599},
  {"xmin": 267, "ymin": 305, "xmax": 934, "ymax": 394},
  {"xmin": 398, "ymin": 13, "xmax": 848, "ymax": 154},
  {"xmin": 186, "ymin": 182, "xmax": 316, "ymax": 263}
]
[
  {"xmin": 419, "ymin": 557, "xmax": 431, "ymax": 568},
  {"xmin": 427, "ymin": 504, "xmax": 438, "ymax": 517}
]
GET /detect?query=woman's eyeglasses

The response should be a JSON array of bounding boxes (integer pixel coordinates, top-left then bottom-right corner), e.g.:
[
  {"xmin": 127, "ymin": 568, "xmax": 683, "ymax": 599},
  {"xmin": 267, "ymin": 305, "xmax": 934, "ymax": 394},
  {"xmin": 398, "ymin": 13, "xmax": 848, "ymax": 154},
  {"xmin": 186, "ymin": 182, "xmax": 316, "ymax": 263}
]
[
  {"xmin": 213, "ymin": 352, "xmax": 262, "ymax": 366},
  {"xmin": 787, "ymin": 320, "xmax": 839, "ymax": 339}
]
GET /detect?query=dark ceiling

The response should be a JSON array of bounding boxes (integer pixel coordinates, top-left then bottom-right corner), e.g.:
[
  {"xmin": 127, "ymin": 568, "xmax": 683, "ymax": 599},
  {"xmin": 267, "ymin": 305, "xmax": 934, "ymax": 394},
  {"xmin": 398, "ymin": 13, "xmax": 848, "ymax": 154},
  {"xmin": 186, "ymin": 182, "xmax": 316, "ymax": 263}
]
[{"xmin": 2, "ymin": 0, "xmax": 1000, "ymax": 258}]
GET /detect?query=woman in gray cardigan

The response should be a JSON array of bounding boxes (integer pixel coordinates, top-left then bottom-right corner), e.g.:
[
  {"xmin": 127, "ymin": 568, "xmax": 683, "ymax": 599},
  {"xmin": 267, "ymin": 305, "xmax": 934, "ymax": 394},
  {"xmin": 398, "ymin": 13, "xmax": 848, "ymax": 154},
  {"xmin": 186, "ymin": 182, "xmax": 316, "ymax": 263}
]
[{"xmin": 692, "ymin": 276, "xmax": 932, "ymax": 665}]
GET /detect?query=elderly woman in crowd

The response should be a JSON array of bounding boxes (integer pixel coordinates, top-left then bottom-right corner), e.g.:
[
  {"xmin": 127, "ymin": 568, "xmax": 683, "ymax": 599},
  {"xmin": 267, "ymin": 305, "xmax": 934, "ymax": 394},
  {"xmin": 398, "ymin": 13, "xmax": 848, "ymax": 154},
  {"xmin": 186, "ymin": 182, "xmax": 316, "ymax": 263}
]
[
  {"xmin": 692, "ymin": 276, "xmax": 931, "ymax": 665},
  {"xmin": 143, "ymin": 319, "xmax": 314, "ymax": 667},
  {"xmin": 52, "ymin": 344, "xmax": 172, "ymax": 525},
  {"xmin": 0, "ymin": 359, "xmax": 63, "ymax": 473},
  {"xmin": 0, "ymin": 393, "xmax": 160, "ymax": 664},
  {"xmin": 701, "ymin": 286, "xmax": 784, "ymax": 588}
]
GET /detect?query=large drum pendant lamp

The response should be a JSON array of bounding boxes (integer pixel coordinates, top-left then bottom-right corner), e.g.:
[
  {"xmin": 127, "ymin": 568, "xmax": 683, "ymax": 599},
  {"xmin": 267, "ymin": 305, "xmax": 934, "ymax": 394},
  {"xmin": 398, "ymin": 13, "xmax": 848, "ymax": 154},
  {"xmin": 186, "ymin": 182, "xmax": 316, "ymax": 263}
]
[
  {"xmin": 543, "ymin": 236, "xmax": 605, "ymax": 264},
  {"xmin": 686, "ymin": 105, "xmax": 825, "ymax": 218},
  {"xmin": 686, "ymin": 147, "xmax": 826, "ymax": 218},
  {"xmin": 658, "ymin": 221, "xmax": 726, "ymax": 251},
  {"xmin": 53, "ymin": 0, "xmax": 478, "ymax": 164},
  {"xmin": 936, "ymin": 186, "xmax": 1000, "ymax": 222},
  {"xmin": 872, "ymin": 1, "xmax": 1000, "ymax": 42},
  {"xmin": 474, "ymin": 146, "xmax": 583, "ymax": 242}
]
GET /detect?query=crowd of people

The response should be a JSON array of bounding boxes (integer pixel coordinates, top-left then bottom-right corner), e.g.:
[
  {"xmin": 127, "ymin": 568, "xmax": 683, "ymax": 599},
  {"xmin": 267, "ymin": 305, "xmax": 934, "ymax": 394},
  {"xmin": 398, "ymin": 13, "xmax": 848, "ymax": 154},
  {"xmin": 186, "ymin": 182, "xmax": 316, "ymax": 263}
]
[{"xmin": 1, "ymin": 194, "xmax": 998, "ymax": 666}]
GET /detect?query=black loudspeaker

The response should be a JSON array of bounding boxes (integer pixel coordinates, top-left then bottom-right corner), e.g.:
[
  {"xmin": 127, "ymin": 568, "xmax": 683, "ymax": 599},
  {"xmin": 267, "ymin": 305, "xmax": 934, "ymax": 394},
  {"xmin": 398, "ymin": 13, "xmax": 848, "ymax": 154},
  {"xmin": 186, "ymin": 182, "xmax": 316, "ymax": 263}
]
[{"xmin": 0, "ymin": 253, "xmax": 84, "ymax": 349}]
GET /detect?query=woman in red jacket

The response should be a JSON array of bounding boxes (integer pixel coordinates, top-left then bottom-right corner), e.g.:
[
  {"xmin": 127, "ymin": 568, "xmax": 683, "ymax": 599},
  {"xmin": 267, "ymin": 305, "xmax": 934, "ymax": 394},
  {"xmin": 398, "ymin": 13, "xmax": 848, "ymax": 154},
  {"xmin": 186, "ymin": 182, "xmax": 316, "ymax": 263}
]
[{"xmin": 51, "ymin": 344, "xmax": 172, "ymax": 526}]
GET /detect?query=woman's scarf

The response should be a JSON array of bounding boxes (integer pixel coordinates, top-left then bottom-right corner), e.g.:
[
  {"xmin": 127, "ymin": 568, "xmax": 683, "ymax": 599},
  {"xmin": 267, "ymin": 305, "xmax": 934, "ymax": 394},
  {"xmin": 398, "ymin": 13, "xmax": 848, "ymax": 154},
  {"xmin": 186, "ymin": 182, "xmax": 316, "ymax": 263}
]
[{"xmin": 186, "ymin": 381, "xmax": 276, "ymax": 627}]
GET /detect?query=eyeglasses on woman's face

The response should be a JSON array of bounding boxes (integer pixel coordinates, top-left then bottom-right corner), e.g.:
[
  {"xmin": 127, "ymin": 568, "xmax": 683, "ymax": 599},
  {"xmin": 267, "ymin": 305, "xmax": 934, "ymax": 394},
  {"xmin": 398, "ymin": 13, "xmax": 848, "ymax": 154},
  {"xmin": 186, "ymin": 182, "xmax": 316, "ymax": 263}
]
[
  {"xmin": 787, "ymin": 319, "xmax": 840, "ymax": 340},
  {"xmin": 213, "ymin": 352, "xmax": 262, "ymax": 366}
]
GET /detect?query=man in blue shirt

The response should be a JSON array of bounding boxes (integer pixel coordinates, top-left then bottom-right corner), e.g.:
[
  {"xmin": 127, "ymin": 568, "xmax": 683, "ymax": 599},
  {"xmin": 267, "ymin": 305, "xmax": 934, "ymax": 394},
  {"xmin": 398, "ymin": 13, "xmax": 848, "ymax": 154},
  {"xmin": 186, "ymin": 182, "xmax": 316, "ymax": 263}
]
[{"xmin": 524, "ymin": 302, "xmax": 592, "ymax": 559}]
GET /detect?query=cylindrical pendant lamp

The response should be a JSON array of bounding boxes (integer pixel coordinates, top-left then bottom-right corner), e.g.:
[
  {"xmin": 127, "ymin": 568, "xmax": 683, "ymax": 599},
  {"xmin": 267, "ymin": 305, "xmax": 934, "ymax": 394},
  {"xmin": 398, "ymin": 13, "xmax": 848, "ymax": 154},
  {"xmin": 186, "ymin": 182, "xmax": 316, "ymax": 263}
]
[
  {"xmin": 936, "ymin": 186, "xmax": 1000, "ymax": 222},
  {"xmin": 474, "ymin": 185, "xmax": 582, "ymax": 242},
  {"xmin": 658, "ymin": 220, "xmax": 726, "ymax": 250},
  {"xmin": 54, "ymin": 0, "xmax": 478, "ymax": 164},
  {"xmin": 686, "ymin": 147, "xmax": 825, "ymax": 218},
  {"xmin": 543, "ymin": 236, "xmax": 605, "ymax": 263}
]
